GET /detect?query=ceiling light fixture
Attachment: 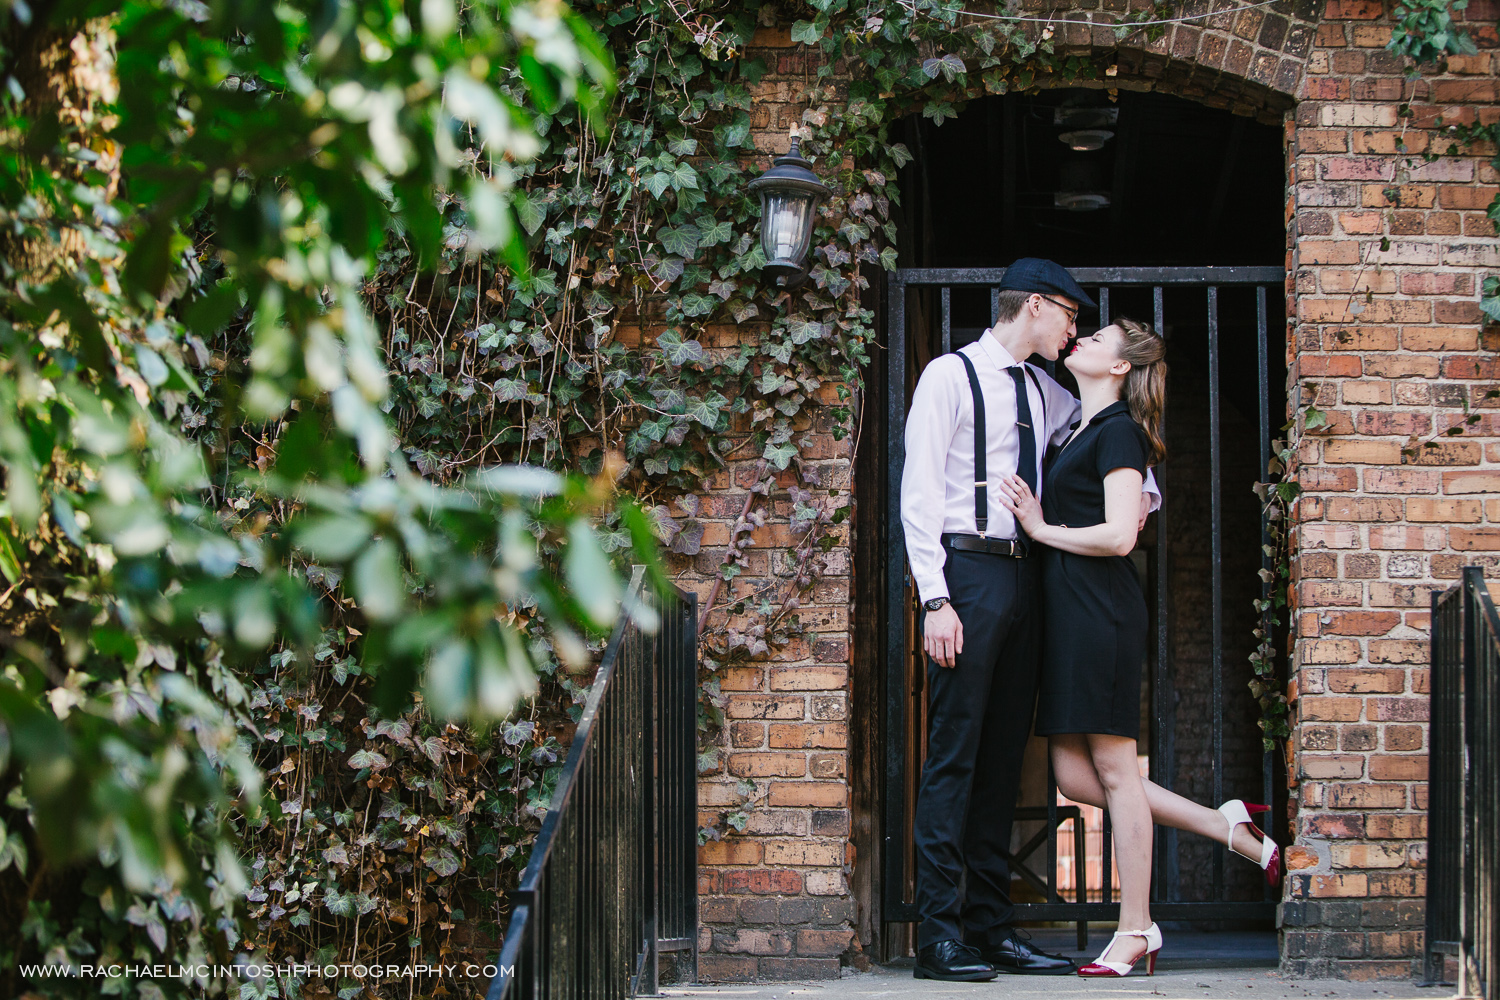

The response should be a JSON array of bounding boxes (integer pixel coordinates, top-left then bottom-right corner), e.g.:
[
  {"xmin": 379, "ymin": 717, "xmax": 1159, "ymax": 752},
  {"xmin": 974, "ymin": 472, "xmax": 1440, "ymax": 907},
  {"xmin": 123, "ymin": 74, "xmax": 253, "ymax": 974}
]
[{"xmin": 1059, "ymin": 128, "xmax": 1115, "ymax": 151}]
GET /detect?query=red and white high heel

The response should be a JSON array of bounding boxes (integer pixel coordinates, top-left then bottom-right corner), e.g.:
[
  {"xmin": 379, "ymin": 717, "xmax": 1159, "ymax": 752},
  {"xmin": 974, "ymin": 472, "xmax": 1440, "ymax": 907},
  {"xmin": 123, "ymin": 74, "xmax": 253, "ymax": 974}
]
[
  {"xmin": 1077, "ymin": 922, "xmax": 1162, "ymax": 977},
  {"xmin": 1219, "ymin": 799, "xmax": 1280, "ymax": 886}
]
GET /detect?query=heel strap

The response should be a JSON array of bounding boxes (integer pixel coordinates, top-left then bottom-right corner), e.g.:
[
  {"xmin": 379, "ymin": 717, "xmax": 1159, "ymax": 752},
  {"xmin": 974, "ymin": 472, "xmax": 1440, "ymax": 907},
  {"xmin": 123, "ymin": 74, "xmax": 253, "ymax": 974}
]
[{"xmin": 1221, "ymin": 800, "xmax": 1275, "ymax": 869}]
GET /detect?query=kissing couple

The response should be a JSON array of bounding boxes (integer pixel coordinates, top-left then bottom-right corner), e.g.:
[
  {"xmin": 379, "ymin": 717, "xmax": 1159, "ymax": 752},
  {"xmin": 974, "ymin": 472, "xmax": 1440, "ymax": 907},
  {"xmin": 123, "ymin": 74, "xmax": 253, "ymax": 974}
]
[{"xmin": 900, "ymin": 258, "xmax": 1281, "ymax": 981}]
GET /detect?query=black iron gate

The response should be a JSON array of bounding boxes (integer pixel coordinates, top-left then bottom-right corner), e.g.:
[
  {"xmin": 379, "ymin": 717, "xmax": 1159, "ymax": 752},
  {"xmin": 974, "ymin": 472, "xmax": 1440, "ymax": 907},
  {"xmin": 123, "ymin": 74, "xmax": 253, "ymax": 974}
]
[{"xmin": 882, "ymin": 266, "xmax": 1284, "ymax": 928}]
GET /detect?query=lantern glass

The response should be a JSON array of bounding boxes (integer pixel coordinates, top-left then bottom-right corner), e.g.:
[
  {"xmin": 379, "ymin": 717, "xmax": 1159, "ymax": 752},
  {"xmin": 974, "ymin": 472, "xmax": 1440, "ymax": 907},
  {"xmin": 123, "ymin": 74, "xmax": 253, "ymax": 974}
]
[{"xmin": 760, "ymin": 189, "xmax": 815, "ymax": 266}]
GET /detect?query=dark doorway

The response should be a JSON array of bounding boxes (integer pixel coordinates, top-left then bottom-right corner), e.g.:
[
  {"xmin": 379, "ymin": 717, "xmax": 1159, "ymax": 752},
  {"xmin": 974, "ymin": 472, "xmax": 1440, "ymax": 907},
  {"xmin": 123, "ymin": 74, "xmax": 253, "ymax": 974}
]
[
  {"xmin": 900, "ymin": 88, "xmax": 1287, "ymax": 268},
  {"xmin": 849, "ymin": 88, "xmax": 1289, "ymax": 962}
]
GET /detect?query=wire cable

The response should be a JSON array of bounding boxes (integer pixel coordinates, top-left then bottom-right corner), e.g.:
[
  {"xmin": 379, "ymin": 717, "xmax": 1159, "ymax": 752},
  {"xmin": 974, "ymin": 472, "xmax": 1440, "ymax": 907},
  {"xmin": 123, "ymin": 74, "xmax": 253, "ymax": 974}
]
[{"xmin": 915, "ymin": 0, "xmax": 1290, "ymax": 29}]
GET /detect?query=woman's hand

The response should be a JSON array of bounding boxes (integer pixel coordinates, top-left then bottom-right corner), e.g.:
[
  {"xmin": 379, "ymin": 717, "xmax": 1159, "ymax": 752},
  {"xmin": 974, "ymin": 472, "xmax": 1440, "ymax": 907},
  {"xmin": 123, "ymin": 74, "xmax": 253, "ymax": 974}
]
[{"xmin": 997, "ymin": 473, "xmax": 1046, "ymax": 536}]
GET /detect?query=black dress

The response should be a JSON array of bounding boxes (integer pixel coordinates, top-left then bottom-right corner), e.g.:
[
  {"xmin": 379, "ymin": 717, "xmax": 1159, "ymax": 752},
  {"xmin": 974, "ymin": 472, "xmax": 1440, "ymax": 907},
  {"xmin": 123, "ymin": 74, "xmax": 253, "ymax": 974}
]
[{"xmin": 1034, "ymin": 400, "xmax": 1151, "ymax": 739}]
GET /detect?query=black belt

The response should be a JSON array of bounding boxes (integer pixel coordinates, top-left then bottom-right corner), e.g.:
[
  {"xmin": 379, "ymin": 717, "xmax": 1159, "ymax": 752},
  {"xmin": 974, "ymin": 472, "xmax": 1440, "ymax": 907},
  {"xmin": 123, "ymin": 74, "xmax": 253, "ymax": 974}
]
[{"xmin": 942, "ymin": 533, "xmax": 1027, "ymax": 558}]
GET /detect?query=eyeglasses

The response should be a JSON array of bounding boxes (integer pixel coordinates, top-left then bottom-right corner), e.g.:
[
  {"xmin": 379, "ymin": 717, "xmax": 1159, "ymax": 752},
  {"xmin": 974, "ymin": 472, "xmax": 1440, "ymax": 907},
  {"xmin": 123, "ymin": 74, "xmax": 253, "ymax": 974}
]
[{"xmin": 1037, "ymin": 294, "xmax": 1079, "ymax": 325}]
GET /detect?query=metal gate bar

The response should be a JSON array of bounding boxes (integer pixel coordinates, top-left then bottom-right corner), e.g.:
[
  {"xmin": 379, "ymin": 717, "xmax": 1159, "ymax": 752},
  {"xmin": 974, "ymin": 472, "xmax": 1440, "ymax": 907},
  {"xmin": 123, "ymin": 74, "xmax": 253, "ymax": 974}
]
[{"xmin": 883, "ymin": 266, "xmax": 1283, "ymax": 927}]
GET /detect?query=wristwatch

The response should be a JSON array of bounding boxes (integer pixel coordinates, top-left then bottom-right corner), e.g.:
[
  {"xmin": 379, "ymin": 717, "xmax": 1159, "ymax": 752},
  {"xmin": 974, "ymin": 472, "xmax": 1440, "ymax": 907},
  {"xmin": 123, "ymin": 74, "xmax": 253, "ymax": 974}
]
[{"xmin": 923, "ymin": 596, "xmax": 950, "ymax": 612}]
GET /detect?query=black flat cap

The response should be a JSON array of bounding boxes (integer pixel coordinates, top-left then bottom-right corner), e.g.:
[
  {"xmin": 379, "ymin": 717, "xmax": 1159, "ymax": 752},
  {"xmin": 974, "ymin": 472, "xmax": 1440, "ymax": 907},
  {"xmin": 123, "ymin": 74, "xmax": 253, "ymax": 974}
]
[{"xmin": 997, "ymin": 257, "xmax": 1097, "ymax": 310}]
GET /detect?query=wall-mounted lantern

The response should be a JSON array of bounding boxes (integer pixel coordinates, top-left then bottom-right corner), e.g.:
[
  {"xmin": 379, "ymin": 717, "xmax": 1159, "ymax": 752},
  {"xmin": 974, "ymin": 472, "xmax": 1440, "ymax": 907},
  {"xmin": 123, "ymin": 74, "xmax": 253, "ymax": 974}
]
[{"xmin": 748, "ymin": 135, "xmax": 831, "ymax": 288}]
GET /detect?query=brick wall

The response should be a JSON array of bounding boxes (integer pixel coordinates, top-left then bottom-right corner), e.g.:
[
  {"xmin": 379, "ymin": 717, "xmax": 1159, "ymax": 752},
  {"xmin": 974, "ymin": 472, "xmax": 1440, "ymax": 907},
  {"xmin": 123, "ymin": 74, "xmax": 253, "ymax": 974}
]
[
  {"xmin": 1281, "ymin": 0, "xmax": 1498, "ymax": 979},
  {"xmin": 661, "ymin": 318, "xmax": 858, "ymax": 979},
  {"xmin": 677, "ymin": 0, "xmax": 1499, "ymax": 981}
]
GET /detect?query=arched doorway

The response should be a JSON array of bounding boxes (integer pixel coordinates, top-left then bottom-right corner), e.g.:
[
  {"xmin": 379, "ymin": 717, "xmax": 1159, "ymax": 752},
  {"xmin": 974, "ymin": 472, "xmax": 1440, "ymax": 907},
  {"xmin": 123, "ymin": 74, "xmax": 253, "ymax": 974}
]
[{"xmin": 852, "ymin": 87, "xmax": 1292, "ymax": 960}]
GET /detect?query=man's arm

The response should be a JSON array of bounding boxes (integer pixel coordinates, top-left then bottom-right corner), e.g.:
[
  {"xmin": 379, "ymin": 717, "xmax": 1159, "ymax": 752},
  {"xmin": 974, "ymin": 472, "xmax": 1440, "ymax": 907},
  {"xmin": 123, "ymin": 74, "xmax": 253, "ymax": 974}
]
[
  {"xmin": 901, "ymin": 359, "xmax": 966, "ymax": 669},
  {"xmin": 900, "ymin": 358, "xmax": 959, "ymax": 605}
]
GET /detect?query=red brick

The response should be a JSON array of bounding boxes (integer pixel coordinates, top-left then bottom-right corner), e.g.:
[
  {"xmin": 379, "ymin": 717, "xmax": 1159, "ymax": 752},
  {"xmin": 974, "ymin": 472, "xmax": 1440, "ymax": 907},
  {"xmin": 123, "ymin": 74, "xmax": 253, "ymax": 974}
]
[
  {"xmin": 1370, "ymin": 697, "xmax": 1429, "ymax": 722},
  {"xmin": 762, "ymin": 841, "xmax": 843, "ymax": 866},
  {"xmin": 699, "ymin": 955, "xmax": 758, "ymax": 980},
  {"xmin": 722, "ymin": 868, "xmax": 804, "ymax": 894},
  {"xmin": 1328, "ymin": 783, "xmax": 1407, "ymax": 808},
  {"xmin": 1363, "ymin": 355, "xmax": 1441, "ymax": 378},
  {"xmin": 795, "ymin": 929, "xmax": 853, "ymax": 957},
  {"xmin": 1302, "ymin": 754, "xmax": 1366, "ymax": 778},
  {"xmin": 726, "ymin": 695, "xmax": 806, "ymax": 719},
  {"xmin": 1369, "ymin": 754, "xmax": 1428, "ymax": 781},
  {"xmin": 729, "ymin": 752, "xmax": 807, "ymax": 777},
  {"xmin": 1368, "ymin": 525, "xmax": 1446, "ymax": 549},
  {"xmin": 701, "ymin": 840, "xmax": 765, "ymax": 865},
  {"xmin": 1367, "ymin": 871, "xmax": 1424, "ymax": 896},
  {"xmin": 1305, "ymin": 813, "xmax": 1366, "ymax": 838},
  {"xmin": 1403, "ymin": 326, "xmax": 1479, "ymax": 351},
  {"xmin": 1323, "ymin": 497, "xmax": 1403, "ymax": 521},
  {"xmin": 715, "ymin": 928, "xmax": 794, "ymax": 956},
  {"xmin": 722, "ymin": 667, "xmax": 766, "ymax": 691},
  {"xmin": 767, "ymin": 781, "xmax": 847, "ymax": 808},
  {"xmin": 1301, "ymin": 639, "xmax": 1362, "ymax": 664},
  {"xmin": 1367, "ymin": 813, "xmax": 1426, "ymax": 838},
  {"xmin": 1332, "ymin": 843, "xmax": 1408, "ymax": 868},
  {"xmin": 1311, "ymin": 873, "xmax": 1370, "ymax": 897},
  {"xmin": 1325, "ymin": 668, "xmax": 1405, "ymax": 693},
  {"xmin": 768, "ymin": 723, "xmax": 847, "ymax": 749},
  {"xmin": 1323, "ymin": 610, "xmax": 1401, "ymax": 635},
  {"xmin": 1299, "ymin": 696, "xmax": 1364, "ymax": 720},
  {"xmin": 1363, "ymin": 468, "xmax": 1441, "ymax": 494},
  {"xmin": 1369, "ymin": 582, "xmax": 1440, "ymax": 607},
  {"xmin": 1323, "ymin": 439, "xmax": 1402, "ymax": 464},
  {"xmin": 768, "ymin": 666, "xmax": 847, "ymax": 691},
  {"xmin": 1406, "ymin": 498, "xmax": 1483, "ymax": 522},
  {"xmin": 1451, "ymin": 527, "xmax": 1500, "ymax": 550},
  {"xmin": 1442, "ymin": 468, "xmax": 1500, "ymax": 494}
]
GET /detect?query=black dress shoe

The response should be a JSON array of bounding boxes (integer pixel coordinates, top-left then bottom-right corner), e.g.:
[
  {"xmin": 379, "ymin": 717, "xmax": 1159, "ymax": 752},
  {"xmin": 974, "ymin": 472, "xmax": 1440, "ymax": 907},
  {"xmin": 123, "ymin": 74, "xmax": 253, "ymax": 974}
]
[
  {"xmin": 975, "ymin": 929, "xmax": 1076, "ymax": 975},
  {"xmin": 914, "ymin": 939, "xmax": 998, "ymax": 981}
]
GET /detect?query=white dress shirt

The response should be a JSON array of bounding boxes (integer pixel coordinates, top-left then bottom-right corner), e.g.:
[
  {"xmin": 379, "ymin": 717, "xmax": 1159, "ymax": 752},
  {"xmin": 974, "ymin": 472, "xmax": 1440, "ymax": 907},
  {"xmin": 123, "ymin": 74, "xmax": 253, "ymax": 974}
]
[{"xmin": 900, "ymin": 332, "xmax": 1161, "ymax": 604}]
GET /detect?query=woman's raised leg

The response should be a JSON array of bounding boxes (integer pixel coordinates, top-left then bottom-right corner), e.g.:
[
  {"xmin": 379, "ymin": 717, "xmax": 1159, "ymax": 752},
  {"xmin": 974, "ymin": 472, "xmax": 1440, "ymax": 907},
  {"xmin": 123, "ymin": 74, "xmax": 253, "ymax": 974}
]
[{"xmin": 1048, "ymin": 737, "xmax": 1267, "ymax": 860}]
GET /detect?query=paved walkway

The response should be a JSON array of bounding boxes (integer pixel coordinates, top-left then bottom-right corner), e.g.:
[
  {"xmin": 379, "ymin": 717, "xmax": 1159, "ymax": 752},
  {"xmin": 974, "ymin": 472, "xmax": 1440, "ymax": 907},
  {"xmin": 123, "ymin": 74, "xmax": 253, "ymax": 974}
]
[{"xmin": 664, "ymin": 932, "xmax": 1450, "ymax": 1000}]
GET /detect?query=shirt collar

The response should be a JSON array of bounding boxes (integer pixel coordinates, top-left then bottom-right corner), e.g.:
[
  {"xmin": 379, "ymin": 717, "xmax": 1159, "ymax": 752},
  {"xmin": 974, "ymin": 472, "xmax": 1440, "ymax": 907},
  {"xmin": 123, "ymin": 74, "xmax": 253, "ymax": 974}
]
[
  {"xmin": 1094, "ymin": 400, "xmax": 1131, "ymax": 420},
  {"xmin": 974, "ymin": 330, "xmax": 1022, "ymax": 370}
]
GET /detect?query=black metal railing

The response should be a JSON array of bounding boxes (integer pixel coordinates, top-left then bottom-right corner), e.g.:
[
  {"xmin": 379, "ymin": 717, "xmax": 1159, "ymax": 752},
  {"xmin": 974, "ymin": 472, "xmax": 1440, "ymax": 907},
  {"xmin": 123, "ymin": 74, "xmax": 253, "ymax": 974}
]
[
  {"xmin": 488, "ymin": 568, "xmax": 698, "ymax": 1000},
  {"xmin": 1425, "ymin": 566, "xmax": 1499, "ymax": 997}
]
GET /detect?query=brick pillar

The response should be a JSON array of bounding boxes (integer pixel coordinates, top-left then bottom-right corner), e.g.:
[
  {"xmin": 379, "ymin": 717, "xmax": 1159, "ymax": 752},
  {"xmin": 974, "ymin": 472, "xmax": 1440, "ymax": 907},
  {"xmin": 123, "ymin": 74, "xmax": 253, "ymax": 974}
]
[
  {"xmin": 1281, "ymin": 1, "xmax": 1498, "ymax": 979},
  {"xmin": 672, "ymin": 312, "xmax": 856, "ymax": 979}
]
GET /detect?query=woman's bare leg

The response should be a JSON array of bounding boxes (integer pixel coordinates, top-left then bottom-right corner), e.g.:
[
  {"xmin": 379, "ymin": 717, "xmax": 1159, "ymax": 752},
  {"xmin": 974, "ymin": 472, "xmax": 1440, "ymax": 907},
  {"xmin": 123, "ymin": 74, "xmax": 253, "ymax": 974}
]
[
  {"xmin": 1086, "ymin": 734, "xmax": 1154, "ymax": 965},
  {"xmin": 1050, "ymin": 736, "xmax": 1266, "ymax": 861}
]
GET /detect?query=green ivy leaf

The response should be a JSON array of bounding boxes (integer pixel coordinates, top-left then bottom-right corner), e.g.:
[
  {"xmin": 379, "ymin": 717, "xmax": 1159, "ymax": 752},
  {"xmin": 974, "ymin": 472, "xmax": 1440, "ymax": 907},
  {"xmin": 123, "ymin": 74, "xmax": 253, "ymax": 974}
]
[
  {"xmin": 686, "ymin": 392, "xmax": 729, "ymax": 428},
  {"xmin": 763, "ymin": 440, "xmax": 798, "ymax": 470},
  {"xmin": 645, "ymin": 171, "xmax": 673, "ymax": 199},
  {"xmin": 656, "ymin": 330, "xmax": 705, "ymax": 366},
  {"xmin": 658, "ymin": 223, "xmax": 701, "ymax": 257},
  {"xmin": 352, "ymin": 539, "xmax": 404, "ymax": 621},
  {"xmin": 790, "ymin": 20, "xmax": 821, "ymax": 44},
  {"xmin": 698, "ymin": 218, "xmax": 733, "ymax": 246}
]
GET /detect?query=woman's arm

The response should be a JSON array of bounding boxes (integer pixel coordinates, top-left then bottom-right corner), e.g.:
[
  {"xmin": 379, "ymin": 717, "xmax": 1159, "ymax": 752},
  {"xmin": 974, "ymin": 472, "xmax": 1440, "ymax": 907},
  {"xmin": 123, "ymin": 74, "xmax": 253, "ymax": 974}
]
[{"xmin": 997, "ymin": 468, "xmax": 1144, "ymax": 557}]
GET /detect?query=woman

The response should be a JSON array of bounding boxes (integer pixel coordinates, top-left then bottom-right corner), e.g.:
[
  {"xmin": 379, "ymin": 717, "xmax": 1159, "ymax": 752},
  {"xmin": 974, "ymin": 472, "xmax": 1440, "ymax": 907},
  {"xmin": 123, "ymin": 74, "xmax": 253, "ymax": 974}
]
[{"xmin": 998, "ymin": 317, "xmax": 1279, "ymax": 978}]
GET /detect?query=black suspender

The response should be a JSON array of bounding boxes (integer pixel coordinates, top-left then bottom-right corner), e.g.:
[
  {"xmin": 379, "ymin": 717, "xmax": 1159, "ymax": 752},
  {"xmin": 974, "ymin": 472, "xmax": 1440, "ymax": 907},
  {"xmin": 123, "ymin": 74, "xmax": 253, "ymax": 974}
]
[
  {"xmin": 957, "ymin": 353, "xmax": 989, "ymax": 534},
  {"xmin": 955, "ymin": 350, "xmax": 1046, "ymax": 537}
]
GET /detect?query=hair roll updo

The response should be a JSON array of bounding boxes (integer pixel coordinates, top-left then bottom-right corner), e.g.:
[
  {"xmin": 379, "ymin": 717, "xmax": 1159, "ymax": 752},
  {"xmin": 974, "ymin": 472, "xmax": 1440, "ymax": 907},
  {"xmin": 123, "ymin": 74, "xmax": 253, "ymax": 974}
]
[{"xmin": 1114, "ymin": 316, "xmax": 1168, "ymax": 467}]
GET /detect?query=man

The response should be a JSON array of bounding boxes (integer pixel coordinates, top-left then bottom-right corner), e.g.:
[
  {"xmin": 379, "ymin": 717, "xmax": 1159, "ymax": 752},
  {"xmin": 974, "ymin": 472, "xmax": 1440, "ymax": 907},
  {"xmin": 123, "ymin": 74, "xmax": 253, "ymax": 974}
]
[{"xmin": 900, "ymin": 259, "xmax": 1158, "ymax": 981}]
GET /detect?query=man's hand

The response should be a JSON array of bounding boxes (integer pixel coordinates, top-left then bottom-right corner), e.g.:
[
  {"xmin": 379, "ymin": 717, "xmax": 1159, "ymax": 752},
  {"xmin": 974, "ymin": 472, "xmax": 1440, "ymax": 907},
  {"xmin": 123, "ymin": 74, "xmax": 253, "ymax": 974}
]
[
  {"xmin": 1138, "ymin": 491, "xmax": 1151, "ymax": 532},
  {"xmin": 924, "ymin": 602, "xmax": 964, "ymax": 668}
]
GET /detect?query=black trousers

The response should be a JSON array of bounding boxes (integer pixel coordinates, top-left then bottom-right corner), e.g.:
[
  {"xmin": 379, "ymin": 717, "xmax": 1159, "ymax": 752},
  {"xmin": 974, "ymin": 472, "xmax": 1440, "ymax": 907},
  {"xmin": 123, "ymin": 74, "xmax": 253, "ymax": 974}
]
[{"xmin": 913, "ymin": 549, "xmax": 1041, "ymax": 950}]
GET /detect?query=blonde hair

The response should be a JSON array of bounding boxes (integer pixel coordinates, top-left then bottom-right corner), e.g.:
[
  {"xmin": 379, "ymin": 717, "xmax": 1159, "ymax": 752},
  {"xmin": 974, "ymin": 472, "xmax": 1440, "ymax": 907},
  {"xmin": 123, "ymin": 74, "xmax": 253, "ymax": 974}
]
[{"xmin": 1114, "ymin": 316, "xmax": 1168, "ymax": 467}]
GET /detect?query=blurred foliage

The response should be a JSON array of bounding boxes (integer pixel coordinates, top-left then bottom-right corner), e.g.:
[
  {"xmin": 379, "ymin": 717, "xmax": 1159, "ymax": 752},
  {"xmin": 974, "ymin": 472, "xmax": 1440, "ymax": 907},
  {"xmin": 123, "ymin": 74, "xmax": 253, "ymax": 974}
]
[{"xmin": 0, "ymin": 0, "xmax": 642, "ymax": 995}]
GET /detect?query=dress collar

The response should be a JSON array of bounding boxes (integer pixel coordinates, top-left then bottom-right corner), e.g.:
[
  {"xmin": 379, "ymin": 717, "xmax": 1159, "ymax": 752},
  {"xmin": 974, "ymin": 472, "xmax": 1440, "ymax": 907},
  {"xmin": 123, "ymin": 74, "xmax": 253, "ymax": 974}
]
[{"xmin": 1086, "ymin": 400, "xmax": 1131, "ymax": 424}]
